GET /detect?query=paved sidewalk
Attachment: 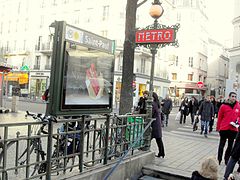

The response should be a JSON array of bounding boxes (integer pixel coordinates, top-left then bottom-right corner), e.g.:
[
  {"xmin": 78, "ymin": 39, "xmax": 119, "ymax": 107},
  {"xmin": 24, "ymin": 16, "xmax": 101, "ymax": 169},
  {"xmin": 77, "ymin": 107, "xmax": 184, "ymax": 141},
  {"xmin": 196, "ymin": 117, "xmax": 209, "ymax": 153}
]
[{"xmin": 149, "ymin": 129, "xmax": 235, "ymax": 179}]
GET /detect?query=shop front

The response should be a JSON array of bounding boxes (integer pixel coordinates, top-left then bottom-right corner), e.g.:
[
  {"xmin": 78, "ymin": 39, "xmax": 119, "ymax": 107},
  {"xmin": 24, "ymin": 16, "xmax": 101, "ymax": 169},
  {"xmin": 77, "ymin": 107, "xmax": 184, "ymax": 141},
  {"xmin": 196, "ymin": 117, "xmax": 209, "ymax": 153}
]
[
  {"xmin": 4, "ymin": 72, "xmax": 29, "ymax": 97},
  {"xmin": 29, "ymin": 71, "xmax": 50, "ymax": 100}
]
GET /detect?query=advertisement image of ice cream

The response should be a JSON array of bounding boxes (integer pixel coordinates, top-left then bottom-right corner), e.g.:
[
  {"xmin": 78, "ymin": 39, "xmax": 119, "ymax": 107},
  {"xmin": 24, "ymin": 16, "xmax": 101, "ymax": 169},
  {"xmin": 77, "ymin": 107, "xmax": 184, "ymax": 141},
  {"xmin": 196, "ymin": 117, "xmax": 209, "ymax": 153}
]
[{"xmin": 85, "ymin": 63, "xmax": 104, "ymax": 99}]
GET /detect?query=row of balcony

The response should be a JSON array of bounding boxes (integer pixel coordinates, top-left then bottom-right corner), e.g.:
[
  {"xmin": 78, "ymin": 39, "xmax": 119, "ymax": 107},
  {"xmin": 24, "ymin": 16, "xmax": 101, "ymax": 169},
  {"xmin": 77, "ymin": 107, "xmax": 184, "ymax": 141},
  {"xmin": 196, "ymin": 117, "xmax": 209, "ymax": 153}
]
[
  {"xmin": 35, "ymin": 42, "xmax": 52, "ymax": 53},
  {"xmin": 33, "ymin": 64, "xmax": 51, "ymax": 70}
]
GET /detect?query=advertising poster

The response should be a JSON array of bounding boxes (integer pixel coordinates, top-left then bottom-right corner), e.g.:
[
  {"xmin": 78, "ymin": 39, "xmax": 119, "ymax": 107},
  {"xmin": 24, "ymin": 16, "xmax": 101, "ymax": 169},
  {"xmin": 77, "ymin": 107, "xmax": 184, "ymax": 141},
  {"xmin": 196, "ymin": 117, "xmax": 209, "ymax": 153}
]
[{"xmin": 62, "ymin": 42, "xmax": 114, "ymax": 108}]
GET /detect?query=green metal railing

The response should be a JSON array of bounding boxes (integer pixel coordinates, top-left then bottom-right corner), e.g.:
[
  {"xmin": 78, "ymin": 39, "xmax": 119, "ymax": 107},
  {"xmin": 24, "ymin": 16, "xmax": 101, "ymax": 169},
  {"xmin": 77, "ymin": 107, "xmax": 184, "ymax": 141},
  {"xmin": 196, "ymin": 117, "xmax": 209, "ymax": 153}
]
[{"xmin": 0, "ymin": 114, "xmax": 149, "ymax": 180}]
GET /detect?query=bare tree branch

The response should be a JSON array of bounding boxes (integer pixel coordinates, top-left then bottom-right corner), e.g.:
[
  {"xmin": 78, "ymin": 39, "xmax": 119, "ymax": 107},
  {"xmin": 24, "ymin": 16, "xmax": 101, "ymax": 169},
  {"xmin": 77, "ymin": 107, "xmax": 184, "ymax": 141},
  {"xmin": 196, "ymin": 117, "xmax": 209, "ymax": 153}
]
[{"xmin": 137, "ymin": 0, "xmax": 148, "ymax": 8}]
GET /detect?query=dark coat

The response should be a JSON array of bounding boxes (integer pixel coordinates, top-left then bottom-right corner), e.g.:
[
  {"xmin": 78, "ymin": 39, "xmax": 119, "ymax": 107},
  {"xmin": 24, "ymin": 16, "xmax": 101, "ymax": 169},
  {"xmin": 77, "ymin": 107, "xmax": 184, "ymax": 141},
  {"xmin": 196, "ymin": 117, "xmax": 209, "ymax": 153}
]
[
  {"xmin": 161, "ymin": 98, "xmax": 172, "ymax": 115},
  {"xmin": 231, "ymin": 132, "xmax": 240, "ymax": 160},
  {"xmin": 189, "ymin": 99, "xmax": 199, "ymax": 114},
  {"xmin": 198, "ymin": 101, "xmax": 214, "ymax": 121},
  {"xmin": 151, "ymin": 101, "xmax": 162, "ymax": 138},
  {"xmin": 191, "ymin": 171, "xmax": 212, "ymax": 180},
  {"xmin": 179, "ymin": 100, "xmax": 189, "ymax": 115},
  {"xmin": 138, "ymin": 97, "xmax": 147, "ymax": 114}
]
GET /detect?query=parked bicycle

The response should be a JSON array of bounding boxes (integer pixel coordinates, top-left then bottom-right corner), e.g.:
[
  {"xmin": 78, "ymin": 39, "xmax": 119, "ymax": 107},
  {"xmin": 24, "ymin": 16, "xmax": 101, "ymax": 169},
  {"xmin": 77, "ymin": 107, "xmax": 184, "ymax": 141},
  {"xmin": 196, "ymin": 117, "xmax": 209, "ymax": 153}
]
[{"xmin": 0, "ymin": 111, "xmax": 57, "ymax": 179}]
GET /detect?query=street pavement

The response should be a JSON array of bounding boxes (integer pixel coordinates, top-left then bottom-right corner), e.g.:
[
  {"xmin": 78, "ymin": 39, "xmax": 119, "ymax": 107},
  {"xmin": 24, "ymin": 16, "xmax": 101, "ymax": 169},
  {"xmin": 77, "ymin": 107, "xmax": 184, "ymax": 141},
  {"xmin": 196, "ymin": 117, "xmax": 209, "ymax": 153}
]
[
  {"xmin": 0, "ymin": 106, "xmax": 239, "ymax": 180},
  {"xmin": 149, "ymin": 109, "xmax": 239, "ymax": 180}
]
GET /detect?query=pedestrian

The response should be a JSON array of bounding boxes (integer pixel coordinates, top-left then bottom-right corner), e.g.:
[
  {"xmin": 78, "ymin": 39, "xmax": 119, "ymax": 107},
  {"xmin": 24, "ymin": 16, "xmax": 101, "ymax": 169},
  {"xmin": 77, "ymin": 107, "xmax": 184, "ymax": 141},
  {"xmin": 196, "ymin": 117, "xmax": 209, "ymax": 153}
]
[
  {"xmin": 0, "ymin": 135, "xmax": 3, "ymax": 149},
  {"xmin": 42, "ymin": 88, "xmax": 49, "ymax": 101},
  {"xmin": 216, "ymin": 95, "xmax": 225, "ymax": 118},
  {"xmin": 223, "ymin": 125, "xmax": 240, "ymax": 179},
  {"xmin": 209, "ymin": 96, "xmax": 217, "ymax": 133},
  {"xmin": 161, "ymin": 94, "xmax": 173, "ymax": 127},
  {"xmin": 197, "ymin": 95, "xmax": 214, "ymax": 138},
  {"xmin": 151, "ymin": 92, "xmax": 165, "ymax": 158},
  {"xmin": 190, "ymin": 156, "xmax": 218, "ymax": 180},
  {"xmin": 136, "ymin": 90, "xmax": 149, "ymax": 114},
  {"xmin": 189, "ymin": 96, "xmax": 199, "ymax": 124},
  {"xmin": 217, "ymin": 92, "xmax": 240, "ymax": 165},
  {"xmin": 179, "ymin": 97, "xmax": 189, "ymax": 124}
]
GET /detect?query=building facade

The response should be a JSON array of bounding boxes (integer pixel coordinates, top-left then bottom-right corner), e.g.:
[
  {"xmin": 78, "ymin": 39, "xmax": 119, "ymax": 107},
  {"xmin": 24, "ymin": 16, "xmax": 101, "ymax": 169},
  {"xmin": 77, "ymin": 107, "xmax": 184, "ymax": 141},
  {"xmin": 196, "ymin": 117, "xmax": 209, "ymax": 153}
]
[
  {"xmin": 167, "ymin": 0, "xmax": 209, "ymax": 102},
  {"xmin": 0, "ymin": 0, "xmax": 173, "ymax": 105},
  {"xmin": 226, "ymin": 0, "xmax": 240, "ymax": 97},
  {"xmin": 207, "ymin": 38, "xmax": 229, "ymax": 98}
]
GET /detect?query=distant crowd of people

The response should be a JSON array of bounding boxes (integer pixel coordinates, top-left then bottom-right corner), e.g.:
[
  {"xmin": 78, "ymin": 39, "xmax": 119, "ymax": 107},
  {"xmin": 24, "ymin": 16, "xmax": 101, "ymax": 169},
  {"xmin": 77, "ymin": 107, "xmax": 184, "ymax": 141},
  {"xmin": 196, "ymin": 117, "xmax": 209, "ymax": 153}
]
[{"xmin": 135, "ymin": 91, "xmax": 240, "ymax": 180}]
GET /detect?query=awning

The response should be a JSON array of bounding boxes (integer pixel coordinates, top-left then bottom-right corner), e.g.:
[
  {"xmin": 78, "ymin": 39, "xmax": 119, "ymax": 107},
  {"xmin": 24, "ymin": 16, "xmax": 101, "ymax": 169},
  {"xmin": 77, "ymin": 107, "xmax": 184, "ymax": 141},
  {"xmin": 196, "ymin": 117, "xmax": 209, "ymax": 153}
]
[
  {"xmin": 4, "ymin": 72, "xmax": 29, "ymax": 84},
  {"xmin": 0, "ymin": 65, "xmax": 12, "ymax": 72}
]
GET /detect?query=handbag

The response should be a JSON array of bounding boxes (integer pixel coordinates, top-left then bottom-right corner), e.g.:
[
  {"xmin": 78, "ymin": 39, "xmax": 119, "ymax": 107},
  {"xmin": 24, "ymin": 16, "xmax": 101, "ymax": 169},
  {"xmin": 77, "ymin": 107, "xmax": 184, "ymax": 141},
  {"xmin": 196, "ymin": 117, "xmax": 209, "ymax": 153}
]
[
  {"xmin": 175, "ymin": 111, "xmax": 181, "ymax": 121},
  {"xmin": 193, "ymin": 116, "xmax": 199, "ymax": 131}
]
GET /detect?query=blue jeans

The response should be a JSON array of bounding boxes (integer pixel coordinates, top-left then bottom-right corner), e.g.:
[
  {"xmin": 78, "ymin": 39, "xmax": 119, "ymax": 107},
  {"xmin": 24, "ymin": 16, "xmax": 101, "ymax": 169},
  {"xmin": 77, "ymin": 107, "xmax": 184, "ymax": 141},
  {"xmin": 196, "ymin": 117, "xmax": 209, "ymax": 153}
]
[
  {"xmin": 201, "ymin": 120, "xmax": 209, "ymax": 134},
  {"xmin": 224, "ymin": 157, "xmax": 238, "ymax": 179},
  {"xmin": 163, "ymin": 114, "xmax": 169, "ymax": 126}
]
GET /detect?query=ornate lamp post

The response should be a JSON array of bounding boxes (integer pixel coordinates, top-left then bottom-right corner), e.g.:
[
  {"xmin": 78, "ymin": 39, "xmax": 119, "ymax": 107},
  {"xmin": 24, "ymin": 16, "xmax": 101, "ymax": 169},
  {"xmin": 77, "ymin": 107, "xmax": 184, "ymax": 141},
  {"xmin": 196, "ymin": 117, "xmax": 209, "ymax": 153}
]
[
  {"xmin": 145, "ymin": 0, "xmax": 164, "ymax": 149},
  {"xmin": 135, "ymin": 1, "xmax": 179, "ymax": 149}
]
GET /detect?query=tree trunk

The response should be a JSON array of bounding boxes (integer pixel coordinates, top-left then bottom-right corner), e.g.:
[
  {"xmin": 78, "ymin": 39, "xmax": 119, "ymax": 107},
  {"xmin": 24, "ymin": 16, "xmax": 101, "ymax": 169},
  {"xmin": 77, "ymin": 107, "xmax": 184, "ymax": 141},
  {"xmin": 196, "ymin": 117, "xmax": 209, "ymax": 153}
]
[{"xmin": 119, "ymin": 0, "xmax": 138, "ymax": 115}]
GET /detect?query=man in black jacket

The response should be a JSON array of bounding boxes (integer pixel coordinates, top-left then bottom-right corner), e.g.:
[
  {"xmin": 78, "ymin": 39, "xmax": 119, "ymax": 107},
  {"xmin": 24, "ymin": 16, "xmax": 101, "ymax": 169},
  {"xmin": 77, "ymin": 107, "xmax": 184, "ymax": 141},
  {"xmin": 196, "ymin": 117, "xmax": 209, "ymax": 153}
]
[
  {"xmin": 197, "ymin": 96, "xmax": 214, "ymax": 138},
  {"xmin": 137, "ymin": 90, "xmax": 149, "ymax": 114},
  {"xmin": 161, "ymin": 94, "xmax": 172, "ymax": 127}
]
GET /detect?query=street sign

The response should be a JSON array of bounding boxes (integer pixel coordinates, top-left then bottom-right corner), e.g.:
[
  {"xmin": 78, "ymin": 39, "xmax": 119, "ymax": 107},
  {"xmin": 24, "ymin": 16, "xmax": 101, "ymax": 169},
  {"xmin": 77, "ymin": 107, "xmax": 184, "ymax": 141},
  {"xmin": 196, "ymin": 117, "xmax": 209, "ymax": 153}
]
[
  {"xmin": 135, "ymin": 29, "xmax": 175, "ymax": 44},
  {"xmin": 197, "ymin": 81, "xmax": 204, "ymax": 88}
]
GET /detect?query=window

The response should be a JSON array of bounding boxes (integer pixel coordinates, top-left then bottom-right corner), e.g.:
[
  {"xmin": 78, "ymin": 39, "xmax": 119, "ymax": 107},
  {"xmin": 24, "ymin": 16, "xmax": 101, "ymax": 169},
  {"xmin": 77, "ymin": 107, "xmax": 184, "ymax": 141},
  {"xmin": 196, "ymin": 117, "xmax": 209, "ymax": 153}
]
[
  {"xmin": 172, "ymin": 73, "xmax": 177, "ymax": 80},
  {"xmin": 203, "ymin": 77, "xmax": 206, "ymax": 83},
  {"xmin": 102, "ymin": 5, "xmax": 109, "ymax": 21},
  {"xmin": 177, "ymin": 12, "xmax": 181, "ymax": 21},
  {"xmin": 15, "ymin": 20, "xmax": 19, "ymax": 32},
  {"xmin": 8, "ymin": 21, "xmax": 11, "ymax": 33},
  {"xmin": 175, "ymin": 56, "xmax": 178, "ymax": 66},
  {"xmin": 6, "ymin": 41, "xmax": 9, "ymax": 51},
  {"xmin": 34, "ymin": 56, "xmax": 41, "ymax": 69},
  {"xmin": 14, "ymin": 40, "xmax": 17, "ymax": 51},
  {"xmin": 188, "ymin": 74, "xmax": 193, "ymax": 81},
  {"xmin": 198, "ymin": 75, "xmax": 202, "ymax": 81},
  {"xmin": 37, "ymin": 36, "xmax": 42, "ymax": 50},
  {"xmin": 18, "ymin": 2, "xmax": 21, "ymax": 14},
  {"xmin": 41, "ymin": 0, "xmax": 45, "ymax": 8},
  {"xmin": 141, "ymin": 58, "xmax": 146, "ymax": 74},
  {"xmin": 188, "ymin": 57, "xmax": 193, "ymax": 67},
  {"xmin": 183, "ymin": 0, "xmax": 190, "ymax": 7},
  {"xmin": 40, "ymin": 16, "xmax": 44, "ymax": 28},
  {"xmin": 22, "ymin": 58, "xmax": 26, "ymax": 66},
  {"xmin": 23, "ymin": 40, "xmax": 26, "ymax": 50},
  {"xmin": 45, "ymin": 56, "xmax": 51, "ymax": 69},
  {"xmin": 86, "ymin": 8, "xmax": 93, "ymax": 23},
  {"xmin": 24, "ymin": 18, "xmax": 28, "ymax": 31},
  {"xmin": 52, "ymin": 0, "xmax": 57, "ymax": 6},
  {"xmin": 101, "ymin": 30, "xmax": 108, "ymax": 37}
]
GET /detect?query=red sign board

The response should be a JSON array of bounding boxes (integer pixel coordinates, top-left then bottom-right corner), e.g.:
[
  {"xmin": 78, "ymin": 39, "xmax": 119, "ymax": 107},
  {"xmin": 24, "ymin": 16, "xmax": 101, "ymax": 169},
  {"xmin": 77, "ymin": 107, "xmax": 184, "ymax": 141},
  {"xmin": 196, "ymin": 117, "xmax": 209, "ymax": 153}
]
[
  {"xmin": 135, "ymin": 29, "xmax": 175, "ymax": 44},
  {"xmin": 197, "ymin": 81, "xmax": 204, "ymax": 88}
]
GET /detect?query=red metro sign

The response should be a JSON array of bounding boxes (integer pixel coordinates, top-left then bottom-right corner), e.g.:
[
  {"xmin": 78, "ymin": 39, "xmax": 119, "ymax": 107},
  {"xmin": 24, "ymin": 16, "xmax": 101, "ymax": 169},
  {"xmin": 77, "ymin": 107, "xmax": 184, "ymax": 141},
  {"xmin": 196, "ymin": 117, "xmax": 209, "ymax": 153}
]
[{"xmin": 135, "ymin": 29, "xmax": 175, "ymax": 44}]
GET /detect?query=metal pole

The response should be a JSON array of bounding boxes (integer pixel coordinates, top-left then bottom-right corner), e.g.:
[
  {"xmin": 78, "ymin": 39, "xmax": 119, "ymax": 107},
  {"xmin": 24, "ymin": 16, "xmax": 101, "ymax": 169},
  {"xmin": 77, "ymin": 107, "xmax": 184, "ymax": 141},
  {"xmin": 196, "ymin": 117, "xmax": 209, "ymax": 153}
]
[{"xmin": 46, "ymin": 119, "xmax": 53, "ymax": 179}]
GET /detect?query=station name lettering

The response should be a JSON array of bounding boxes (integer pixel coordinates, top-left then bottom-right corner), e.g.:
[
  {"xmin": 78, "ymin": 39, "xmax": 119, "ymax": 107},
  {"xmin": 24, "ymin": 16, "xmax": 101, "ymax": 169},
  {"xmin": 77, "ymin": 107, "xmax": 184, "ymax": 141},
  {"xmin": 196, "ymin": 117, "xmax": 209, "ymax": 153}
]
[{"xmin": 84, "ymin": 35, "xmax": 110, "ymax": 51}]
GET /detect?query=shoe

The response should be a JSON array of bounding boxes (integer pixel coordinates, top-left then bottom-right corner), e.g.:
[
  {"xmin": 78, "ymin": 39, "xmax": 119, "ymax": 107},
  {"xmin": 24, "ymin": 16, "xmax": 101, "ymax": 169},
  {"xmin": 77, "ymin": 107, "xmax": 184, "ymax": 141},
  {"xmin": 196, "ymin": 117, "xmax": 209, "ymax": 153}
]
[
  {"xmin": 204, "ymin": 134, "xmax": 208, "ymax": 138},
  {"xmin": 200, "ymin": 131, "xmax": 203, "ymax": 135},
  {"xmin": 155, "ymin": 153, "xmax": 165, "ymax": 158}
]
